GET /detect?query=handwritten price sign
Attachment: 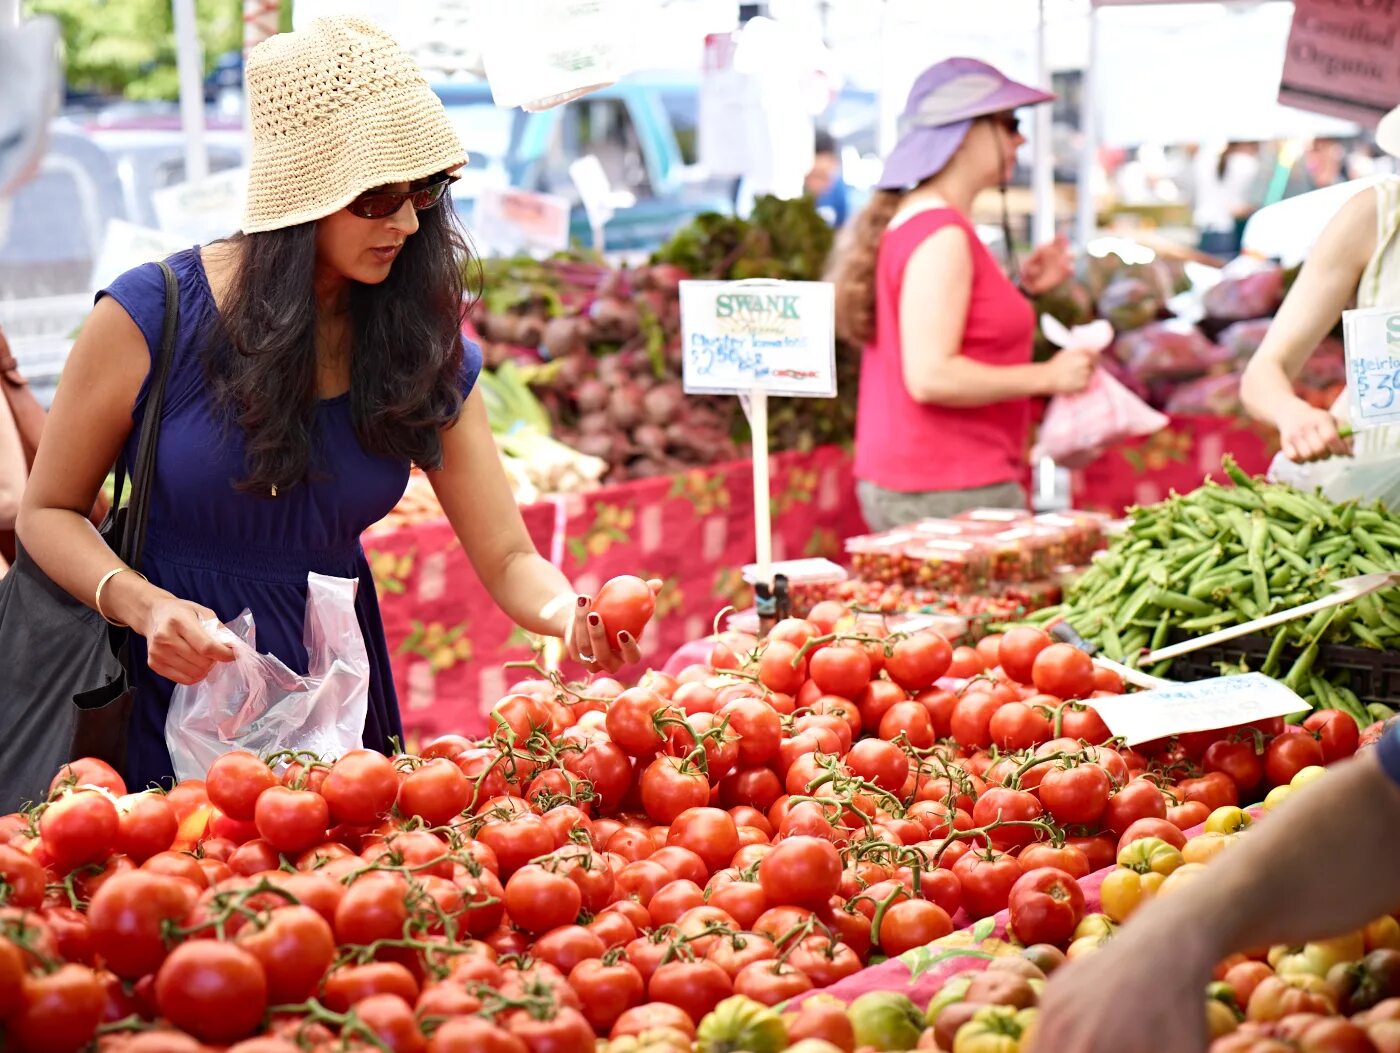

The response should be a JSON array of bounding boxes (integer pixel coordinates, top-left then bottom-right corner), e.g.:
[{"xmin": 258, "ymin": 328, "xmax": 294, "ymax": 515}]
[
  {"xmin": 679, "ymin": 280, "xmax": 836, "ymax": 398},
  {"xmin": 1084, "ymin": 673, "xmax": 1310, "ymax": 746},
  {"xmin": 1344, "ymin": 306, "xmax": 1400, "ymax": 429}
]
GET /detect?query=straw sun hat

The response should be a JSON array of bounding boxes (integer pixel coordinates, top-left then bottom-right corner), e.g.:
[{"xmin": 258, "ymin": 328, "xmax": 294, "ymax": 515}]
[{"xmin": 241, "ymin": 16, "xmax": 467, "ymax": 234}]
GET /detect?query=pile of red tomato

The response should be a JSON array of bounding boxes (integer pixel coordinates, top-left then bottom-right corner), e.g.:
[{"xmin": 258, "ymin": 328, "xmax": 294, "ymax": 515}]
[{"xmin": 0, "ymin": 609, "xmax": 1369, "ymax": 1053}]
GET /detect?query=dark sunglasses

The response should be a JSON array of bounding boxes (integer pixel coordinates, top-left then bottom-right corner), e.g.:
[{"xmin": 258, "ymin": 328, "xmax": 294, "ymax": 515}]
[
  {"xmin": 992, "ymin": 113, "xmax": 1021, "ymax": 135},
  {"xmin": 346, "ymin": 174, "xmax": 459, "ymax": 220}
]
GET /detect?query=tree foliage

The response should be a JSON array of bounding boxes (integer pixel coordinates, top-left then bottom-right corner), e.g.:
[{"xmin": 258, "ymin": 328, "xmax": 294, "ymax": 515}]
[{"xmin": 23, "ymin": 0, "xmax": 248, "ymax": 100}]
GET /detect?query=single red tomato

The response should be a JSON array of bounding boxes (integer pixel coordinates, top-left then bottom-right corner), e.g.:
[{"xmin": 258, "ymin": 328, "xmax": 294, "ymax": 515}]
[
  {"xmin": 1103, "ymin": 779, "xmax": 1167, "ymax": 839},
  {"xmin": 1304, "ymin": 709, "xmax": 1361, "ymax": 763},
  {"xmin": 998, "ymin": 627, "xmax": 1052, "ymax": 686},
  {"xmin": 1031, "ymin": 645, "xmax": 1095, "ymax": 701},
  {"xmin": 1264, "ymin": 733, "xmax": 1325, "ymax": 787},
  {"xmin": 593, "ymin": 575, "xmax": 656, "ymax": 646},
  {"xmin": 947, "ymin": 646, "xmax": 987, "ymax": 680},
  {"xmin": 1008, "ymin": 867, "xmax": 1085, "ymax": 947},
  {"xmin": 885, "ymin": 633, "xmax": 954, "ymax": 691}
]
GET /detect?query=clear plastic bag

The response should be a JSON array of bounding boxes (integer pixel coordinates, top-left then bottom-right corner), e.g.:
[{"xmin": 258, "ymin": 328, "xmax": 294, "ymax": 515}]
[
  {"xmin": 1268, "ymin": 444, "xmax": 1400, "ymax": 511},
  {"xmin": 165, "ymin": 573, "xmax": 370, "ymax": 782}
]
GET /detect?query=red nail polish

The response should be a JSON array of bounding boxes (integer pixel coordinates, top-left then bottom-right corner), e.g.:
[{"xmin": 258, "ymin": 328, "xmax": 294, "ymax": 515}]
[
  {"xmin": 577, "ymin": 596, "xmax": 589, "ymax": 608},
  {"xmin": 588, "ymin": 614, "xmax": 601, "ymax": 627}
]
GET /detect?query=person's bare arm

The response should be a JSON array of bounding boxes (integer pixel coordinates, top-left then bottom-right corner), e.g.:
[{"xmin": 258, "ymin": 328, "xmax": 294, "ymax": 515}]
[
  {"xmin": 0, "ymin": 371, "xmax": 24, "ymax": 526},
  {"xmin": 428, "ymin": 388, "xmax": 650, "ymax": 673},
  {"xmin": 16, "ymin": 296, "xmax": 233, "ymax": 684},
  {"xmin": 1031, "ymin": 747, "xmax": 1400, "ymax": 1053},
  {"xmin": 899, "ymin": 226, "xmax": 1093, "ymax": 407},
  {"xmin": 1241, "ymin": 186, "xmax": 1376, "ymax": 462}
]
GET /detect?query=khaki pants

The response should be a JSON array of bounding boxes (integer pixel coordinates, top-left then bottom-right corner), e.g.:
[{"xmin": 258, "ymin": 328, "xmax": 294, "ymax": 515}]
[{"xmin": 856, "ymin": 479, "xmax": 1028, "ymax": 533}]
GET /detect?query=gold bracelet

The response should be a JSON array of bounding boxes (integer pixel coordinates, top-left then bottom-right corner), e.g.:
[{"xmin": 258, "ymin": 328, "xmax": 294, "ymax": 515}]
[{"xmin": 95, "ymin": 567, "xmax": 147, "ymax": 628}]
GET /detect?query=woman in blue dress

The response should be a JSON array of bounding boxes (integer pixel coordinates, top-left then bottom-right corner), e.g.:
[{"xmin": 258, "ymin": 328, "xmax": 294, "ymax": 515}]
[{"xmin": 16, "ymin": 17, "xmax": 652, "ymax": 791}]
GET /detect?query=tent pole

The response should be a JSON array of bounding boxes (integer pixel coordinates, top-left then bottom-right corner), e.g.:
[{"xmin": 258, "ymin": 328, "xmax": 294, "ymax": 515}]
[
  {"xmin": 173, "ymin": 0, "xmax": 210, "ymax": 183},
  {"xmin": 1075, "ymin": 3, "xmax": 1099, "ymax": 250},
  {"xmin": 1032, "ymin": 0, "xmax": 1056, "ymax": 245}
]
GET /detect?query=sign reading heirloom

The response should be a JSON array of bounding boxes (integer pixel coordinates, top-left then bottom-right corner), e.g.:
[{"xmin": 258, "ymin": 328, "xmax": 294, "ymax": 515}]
[
  {"xmin": 679, "ymin": 280, "xmax": 837, "ymax": 398},
  {"xmin": 1343, "ymin": 305, "xmax": 1400, "ymax": 430}
]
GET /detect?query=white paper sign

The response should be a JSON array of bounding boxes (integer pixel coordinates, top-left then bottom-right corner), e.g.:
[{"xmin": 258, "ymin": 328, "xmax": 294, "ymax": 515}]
[
  {"xmin": 480, "ymin": 0, "xmax": 631, "ymax": 112},
  {"xmin": 473, "ymin": 186, "xmax": 572, "ymax": 257},
  {"xmin": 680, "ymin": 280, "xmax": 837, "ymax": 398},
  {"xmin": 568, "ymin": 155, "xmax": 616, "ymax": 236},
  {"xmin": 90, "ymin": 220, "xmax": 190, "ymax": 297},
  {"xmin": 1343, "ymin": 305, "xmax": 1400, "ymax": 430},
  {"xmin": 151, "ymin": 167, "xmax": 248, "ymax": 245},
  {"xmin": 1085, "ymin": 673, "xmax": 1311, "ymax": 746}
]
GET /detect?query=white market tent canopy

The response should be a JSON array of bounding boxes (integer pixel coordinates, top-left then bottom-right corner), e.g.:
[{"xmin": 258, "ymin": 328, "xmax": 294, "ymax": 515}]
[{"xmin": 168, "ymin": 0, "xmax": 1372, "ymax": 249}]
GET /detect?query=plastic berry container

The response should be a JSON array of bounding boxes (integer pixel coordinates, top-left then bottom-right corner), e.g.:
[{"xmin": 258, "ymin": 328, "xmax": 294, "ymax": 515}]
[
  {"xmin": 845, "ymin": 531, "xmax": 916, "ymax": 586},
  {"xmin": 954, "ymin": 507, "xmax": 1033, "ymax": 529},
  {"xmin": 1027, "ymin": 520, "xmax": 1073, "ymax": 570},
  {"xmin": 994, "ymin": 578, "xmax": 1064, "ymax": 613},
  {"xmin": 900, "ymin": 538, "xmax": 990, "ymax": 594},
  {"xmin": 1035, "ymin": 511, "xmax": 1110, "ymax": 566},
  {"xmin": 984, "ymin": 527, "xmax": 1052, "ymax": 584}
]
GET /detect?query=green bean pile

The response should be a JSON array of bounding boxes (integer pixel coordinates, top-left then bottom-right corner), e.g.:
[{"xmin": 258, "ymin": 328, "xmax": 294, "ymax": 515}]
[{"xmin": 1029, "ymin": 457, "xmax": 1400, "ymax": 720}]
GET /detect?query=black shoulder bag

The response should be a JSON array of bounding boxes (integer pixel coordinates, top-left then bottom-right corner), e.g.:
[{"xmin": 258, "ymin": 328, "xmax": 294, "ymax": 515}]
[{"xmin": 0, "ymin": 260, "xmax": 180, "ymax": 810}]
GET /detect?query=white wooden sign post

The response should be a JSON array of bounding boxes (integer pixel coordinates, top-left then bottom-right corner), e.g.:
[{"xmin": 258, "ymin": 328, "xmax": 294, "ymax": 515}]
[{"xmin": 680, "ymin": 279, "xmax": 837, "ymax": 587}]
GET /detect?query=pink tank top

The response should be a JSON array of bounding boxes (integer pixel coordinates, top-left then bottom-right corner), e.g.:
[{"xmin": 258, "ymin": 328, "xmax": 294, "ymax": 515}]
[{"xmin": 854, "ymin": 207, "xmax": 1035, "ymax": 493}]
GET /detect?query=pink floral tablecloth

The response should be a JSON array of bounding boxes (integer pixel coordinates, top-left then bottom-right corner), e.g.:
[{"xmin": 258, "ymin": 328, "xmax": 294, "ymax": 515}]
[{"xmin": 364, "ymin": 445, "xmax": 867, "ymax": 742}]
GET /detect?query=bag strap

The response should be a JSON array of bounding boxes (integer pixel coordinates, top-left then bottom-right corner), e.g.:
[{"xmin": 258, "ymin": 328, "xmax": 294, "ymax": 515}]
[{"xmin": 112, "ymin": 260, "xmax": 180, "ymax": 570}]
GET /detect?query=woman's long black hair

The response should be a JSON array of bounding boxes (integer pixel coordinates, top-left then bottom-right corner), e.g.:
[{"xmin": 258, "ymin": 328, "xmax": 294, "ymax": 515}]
[{"xmin": 208, "ymin": 188, "xmax": 474, "ymax": 495}]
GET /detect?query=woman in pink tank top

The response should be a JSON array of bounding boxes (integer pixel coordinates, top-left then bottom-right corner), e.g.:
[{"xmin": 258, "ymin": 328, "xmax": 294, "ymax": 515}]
[{"xmin": 830, "ymin": 58, "xmax": 1096, "ymax": 530}]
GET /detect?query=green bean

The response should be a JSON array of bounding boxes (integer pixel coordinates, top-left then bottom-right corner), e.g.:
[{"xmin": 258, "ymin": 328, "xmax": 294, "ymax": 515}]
[
  {"xmin": 1353, "ymin": 527, "xmax": 1392, "ymax": 565},
  {"xmin": 1223, "ymin": 458, "xmax": 1257, "ymax": 489},
  {"xmin": 1340, "ymin": 502, "xmax": 1359, "ymax": 532},
  {"xmin": 1351, "ymin": 554, "xmax": 1388, "ymax": 576},
  {"xmin": 1101, "ymin": 619, "xmax": 1124, "ymax": 662},
  {"xmin": 1284, "ymin": 637, "xmax": 1320, "ymax": 693},
  {"xmin": 1151, "ymin": 609, "xmax": 1172, "ymax": 651},
  {"xmin": 1227, "ymin": 591, "xmax": 1262, "ymax": 620},
  {"xmin": 1153, "ymin": 589, "xmax": 1214, "ymax": 617},
  {"xmin": 1116, "ymin": 580, "xmax": 1156, "ymax": 626},
  {"xmin": 1262, "ymin": 626, "xmax": 1291, "ymax": 678},
  {"xmin": 1211, "ymin": 486, "xmax": 1263, "ymax": 511},
  {"xmin": 1177, "ymin": 610, "xmax": 1237, "ymax": 631},
  {"xmin": 1248, "ymin": 513, "xmax": 1271, "ymax": 612},
  {"xmin": 1264, "ymin": 490, "xmax": 1321, "ymax": 525},
  {"xmin": 1351, "ymin": 623, "xmax": 1385, "ymax": 649},
  {"xmin": 1277, "ymin": 547, "xmax": 1315, "ymax": 578},
  {"xmin": 1300, "ymin": 605, "xmax": 1336, "ymax": 644}
]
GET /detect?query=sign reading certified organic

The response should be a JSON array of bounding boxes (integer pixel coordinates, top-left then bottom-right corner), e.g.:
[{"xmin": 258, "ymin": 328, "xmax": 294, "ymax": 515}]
[
  {"xmin": 1279, "ymin": 0, "xmax": 1400, "ymax": 124},
  {"xmin": 679, "ymin": 280, "xmax": 836, "ymax": 399}
]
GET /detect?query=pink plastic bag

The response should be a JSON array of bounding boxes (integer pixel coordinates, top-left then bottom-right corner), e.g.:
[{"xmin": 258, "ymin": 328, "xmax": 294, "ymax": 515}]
[{"xmin": 1032, "ymin": 317, "xmax": 1170, "ymax": 468}]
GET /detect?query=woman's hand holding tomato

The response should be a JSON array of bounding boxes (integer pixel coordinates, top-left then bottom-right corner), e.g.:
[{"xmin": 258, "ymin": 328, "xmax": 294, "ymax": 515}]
[{"xmin": 563, "ymin": 575, "xmax": 664, "ymax": 673}]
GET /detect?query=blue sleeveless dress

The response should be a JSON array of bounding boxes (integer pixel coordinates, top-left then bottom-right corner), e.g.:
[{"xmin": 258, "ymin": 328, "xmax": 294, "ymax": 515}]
[{"xmin": 99, "ymin": 247, "xmax": 482, "ymax": 791}]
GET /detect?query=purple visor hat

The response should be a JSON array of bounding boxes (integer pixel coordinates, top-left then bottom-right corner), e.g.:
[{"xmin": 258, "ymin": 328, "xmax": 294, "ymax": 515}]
[{"xmin": 877, "ymin": 57, "xmax": 1055, "ymax": 191}]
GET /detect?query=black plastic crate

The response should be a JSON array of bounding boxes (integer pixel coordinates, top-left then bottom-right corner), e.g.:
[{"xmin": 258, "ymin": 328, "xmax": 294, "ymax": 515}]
[{"xmin": 1166, "ymin": 633, "xmax": 1400, "ymax": 708}]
